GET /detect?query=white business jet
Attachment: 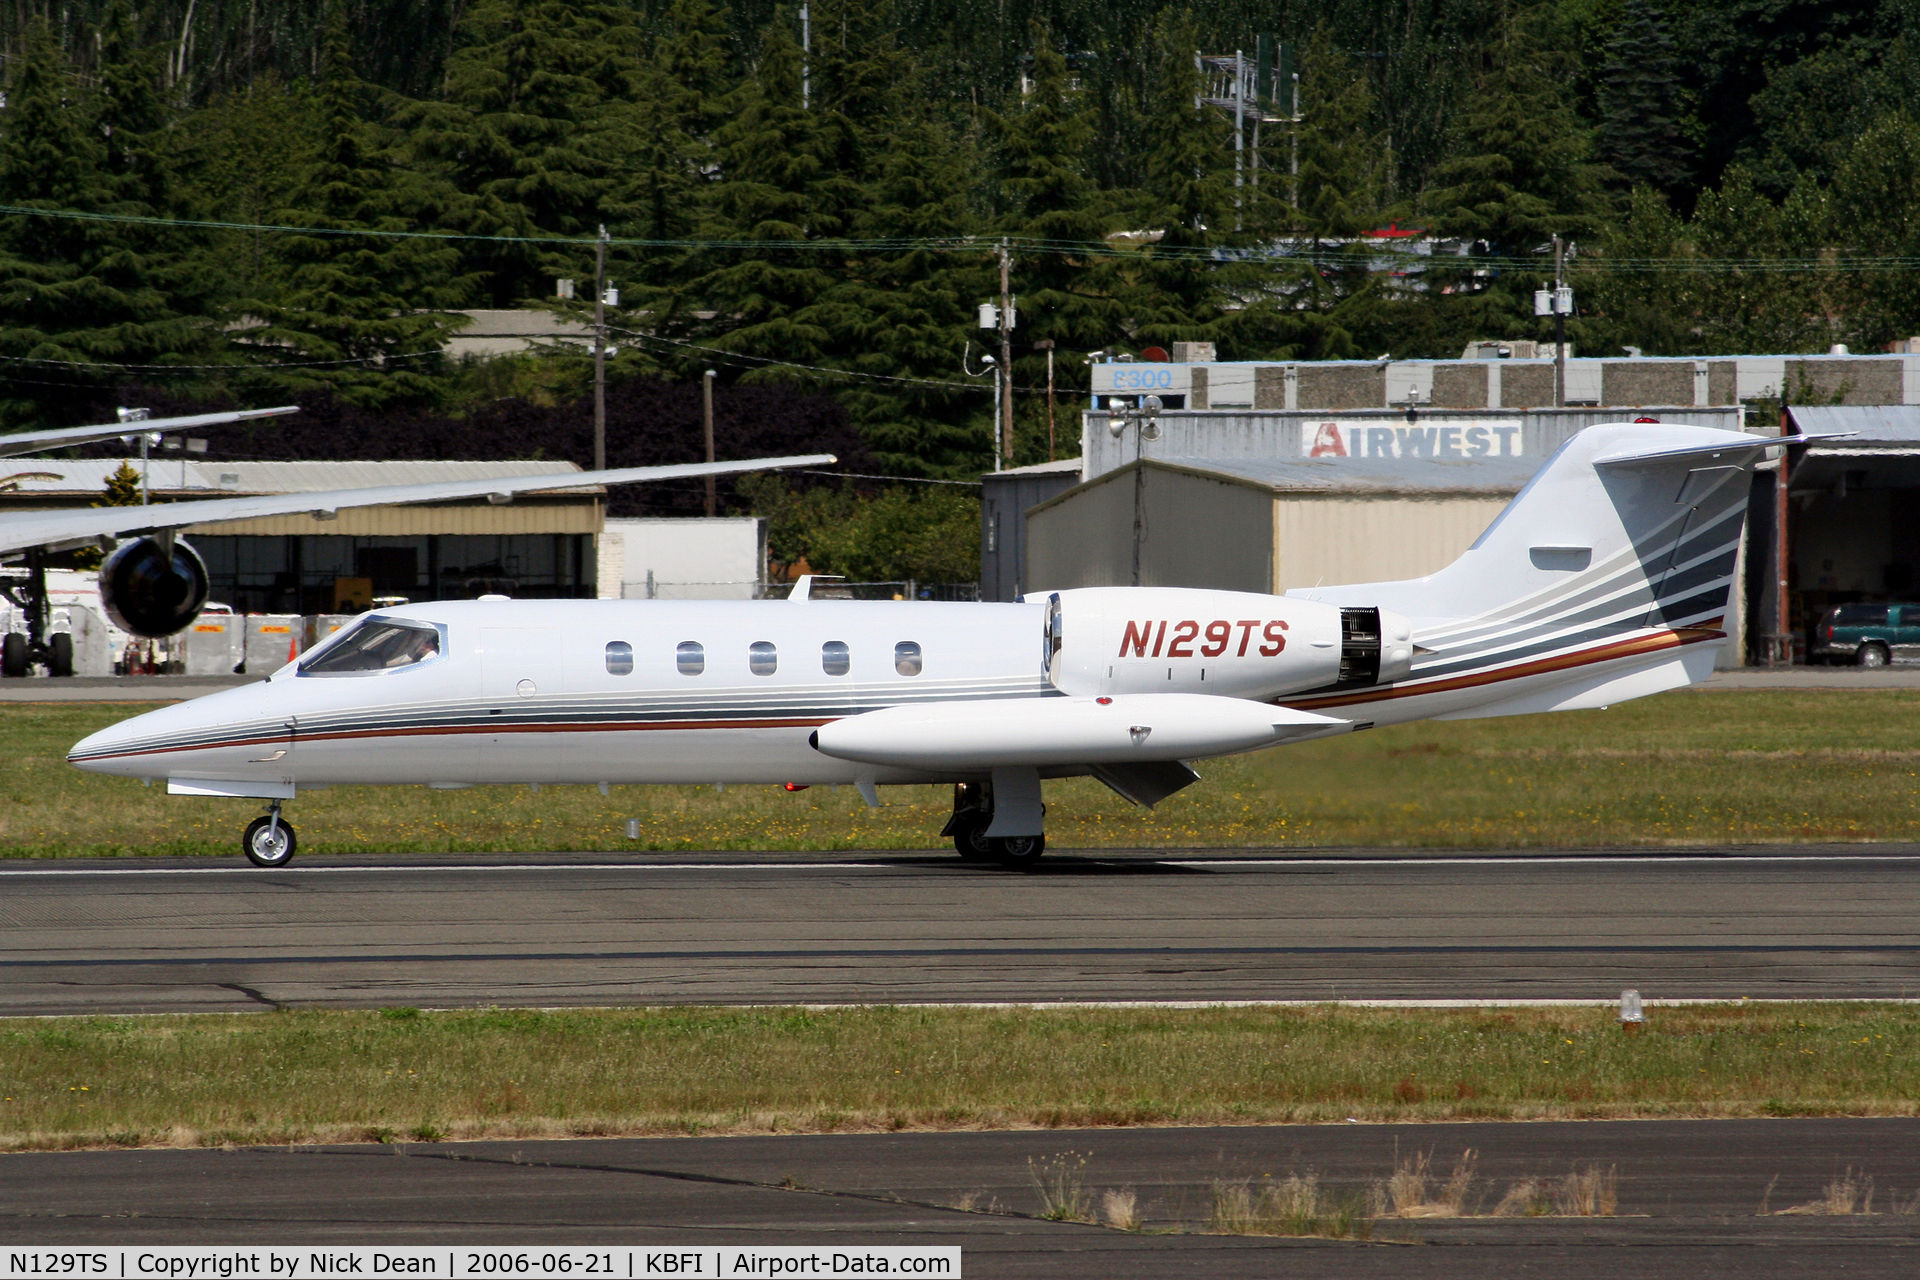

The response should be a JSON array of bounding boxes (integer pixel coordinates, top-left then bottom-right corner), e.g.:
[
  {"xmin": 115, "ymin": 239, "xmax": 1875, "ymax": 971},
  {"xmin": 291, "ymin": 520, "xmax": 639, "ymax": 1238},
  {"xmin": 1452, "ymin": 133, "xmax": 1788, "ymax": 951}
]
[{"xmin": 70, "ymin": 421, "xmax": 1777, "ymax": 869}]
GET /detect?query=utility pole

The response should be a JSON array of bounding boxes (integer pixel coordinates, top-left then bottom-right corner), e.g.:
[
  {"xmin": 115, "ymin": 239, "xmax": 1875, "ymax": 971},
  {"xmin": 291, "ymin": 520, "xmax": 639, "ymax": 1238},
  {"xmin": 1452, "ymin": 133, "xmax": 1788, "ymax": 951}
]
[
  {"xmin": 1553, "ymin": 234, "xmax": 1567, "ymax": 410},
  {"xmin": 703, "ymin": 369, "xmax": 717, "ymax": 518},
  {"xmin": 799, "ymin": 4, "xmax": 810, "ymax": 109},
  {"xmin": 593, "ymin": 224, "xmax": 609, "ymax": 471},
  {"xmin": 1044, "ymin": 337, "xmax": 1059, "ymax": 462},
  {"xmin": 998, "ymin": 240, "xmax": 1014, "ymax": 467}
]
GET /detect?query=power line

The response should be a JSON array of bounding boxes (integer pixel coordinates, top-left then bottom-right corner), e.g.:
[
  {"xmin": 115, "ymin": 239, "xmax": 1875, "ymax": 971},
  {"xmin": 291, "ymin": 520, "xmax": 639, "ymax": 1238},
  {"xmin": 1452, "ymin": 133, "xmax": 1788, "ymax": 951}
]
[{"xmin": 7, "ymin": 202, "xmax": 1920, "ymax": 273}]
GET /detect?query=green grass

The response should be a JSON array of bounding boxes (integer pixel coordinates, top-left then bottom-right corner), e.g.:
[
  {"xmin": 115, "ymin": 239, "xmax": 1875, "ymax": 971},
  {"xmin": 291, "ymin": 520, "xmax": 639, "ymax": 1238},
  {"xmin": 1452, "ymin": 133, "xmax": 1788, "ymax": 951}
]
[
  {"xmin": 2, "ymin": 1003, "xmax": 1917, "ymax": 1152},
  {"xmin": 5, "ymin": 689, "xmax": 1920, "ymax": 856}
]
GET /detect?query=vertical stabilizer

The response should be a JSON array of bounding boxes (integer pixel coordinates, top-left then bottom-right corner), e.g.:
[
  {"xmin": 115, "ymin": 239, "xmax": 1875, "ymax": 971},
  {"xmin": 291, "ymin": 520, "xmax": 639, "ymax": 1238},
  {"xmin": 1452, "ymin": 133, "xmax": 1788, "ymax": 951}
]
[{"xmin": 1288, "ymin": 422, "xmax": 1775, "ymax": 675}]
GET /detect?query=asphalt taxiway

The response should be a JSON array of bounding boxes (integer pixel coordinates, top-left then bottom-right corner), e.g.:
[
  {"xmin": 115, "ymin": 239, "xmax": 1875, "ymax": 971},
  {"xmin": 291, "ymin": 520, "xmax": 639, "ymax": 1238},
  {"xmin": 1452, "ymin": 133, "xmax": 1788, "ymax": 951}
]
[
  {"xmin": 3, "ymin": 847, "xmax": 1917, "ymax": 1014},
  {"xmin": 2, "ymin": 1120, "xmax": 1915, "ymax": 1277}
]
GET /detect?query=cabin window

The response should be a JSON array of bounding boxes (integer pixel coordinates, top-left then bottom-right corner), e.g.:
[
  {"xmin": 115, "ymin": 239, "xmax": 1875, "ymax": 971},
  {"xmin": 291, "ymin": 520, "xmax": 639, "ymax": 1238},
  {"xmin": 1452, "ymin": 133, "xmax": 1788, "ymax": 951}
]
[
  {"xmin": 749, "ymin": 640, "xmax": 778, "ymax": 676},
  {"xmin": 822, "ymin": 640, "xmax": 850, "ymax": 676},
  {"xmin": 298, "ymin": 617, "xmax": 441, "ymax": 677},
  {"xmin": 894, "ymin": 640, "xmax": 923, "ymax": 677},
  {"xmin": 675, "ymin": 641, "xmax": 705, "ymax": 676},
  {"xmin": 605, "ymin": 641, "xmax": 633, "ymax": 675}
]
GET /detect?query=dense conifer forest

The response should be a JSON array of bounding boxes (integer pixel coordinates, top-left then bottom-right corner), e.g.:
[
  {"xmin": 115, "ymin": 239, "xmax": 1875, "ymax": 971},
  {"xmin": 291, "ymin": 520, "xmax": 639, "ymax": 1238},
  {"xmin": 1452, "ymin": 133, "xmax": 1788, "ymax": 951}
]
[{"xmin": 0, "ymin": 0, "xmax": 1914, "ymax": 487}]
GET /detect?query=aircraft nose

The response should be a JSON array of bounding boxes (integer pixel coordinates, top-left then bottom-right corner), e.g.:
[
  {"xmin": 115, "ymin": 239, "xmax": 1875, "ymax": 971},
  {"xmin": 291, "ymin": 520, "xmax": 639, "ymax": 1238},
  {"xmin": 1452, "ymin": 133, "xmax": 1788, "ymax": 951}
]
[{"xmin": 67, "ymin": 685, "xmax": 270, "ymax": 778}]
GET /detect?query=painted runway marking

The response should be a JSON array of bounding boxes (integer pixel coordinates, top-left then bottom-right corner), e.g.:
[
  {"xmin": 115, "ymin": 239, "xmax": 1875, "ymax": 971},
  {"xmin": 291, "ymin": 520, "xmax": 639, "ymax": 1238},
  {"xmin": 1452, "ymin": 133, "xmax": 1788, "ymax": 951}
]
[
  {"xmin": 5, "ymin": 941, "xmax": 1920, "ymax": 968},
  {"xmin": 2, "ymin": 851, "xmax": 1919, "ymax": 877}
]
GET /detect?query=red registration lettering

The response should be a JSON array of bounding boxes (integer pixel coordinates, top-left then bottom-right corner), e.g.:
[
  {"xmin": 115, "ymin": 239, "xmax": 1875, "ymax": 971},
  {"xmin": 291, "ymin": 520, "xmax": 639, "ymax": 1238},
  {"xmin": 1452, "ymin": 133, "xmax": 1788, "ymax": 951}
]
[
  {"xmin": 1259, "ymin": 620, "xmax": 1289, "ymax": 656},
  {"xmin": 1166, "ymin": 620, "xmax": 1199, "ymax": 658},
  {"xmin": 1200, "ymin": 620, "xmax": 1230, "ymax": 657},
  {"xmin": 1234, "ymin": 620, "xmax": 1260, "ymax": 656},
  {"xmin": 1151, "ymin": 620, "xmax": 1168, "ymax": 657},
  {"xmin": 1119, "ymin": 620, "xmax": 1153, "ymax": 657}
]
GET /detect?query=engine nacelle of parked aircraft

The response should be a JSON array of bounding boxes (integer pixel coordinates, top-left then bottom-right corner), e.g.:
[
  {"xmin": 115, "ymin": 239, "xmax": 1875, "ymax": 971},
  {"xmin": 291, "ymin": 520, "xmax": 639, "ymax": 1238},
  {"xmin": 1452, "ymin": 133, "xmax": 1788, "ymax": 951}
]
[
  {"xmin": 99, "ymin": 536, "xmax": 210, "ymax": 638},
  {"xmin": 1042, "ymin": 586, "xmax": 1414, "ymax": 700}
]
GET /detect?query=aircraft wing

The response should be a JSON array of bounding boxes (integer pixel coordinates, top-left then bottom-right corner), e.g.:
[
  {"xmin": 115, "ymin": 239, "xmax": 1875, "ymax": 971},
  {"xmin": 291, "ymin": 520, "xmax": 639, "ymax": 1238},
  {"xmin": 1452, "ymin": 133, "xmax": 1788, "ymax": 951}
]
[
  {"xmin": 0, "ymin": 406, "xmax": 301, "ymax": 460},
  {"xmin": 0, "ymin": 454, "xmax": 836, "ymax": 556}
]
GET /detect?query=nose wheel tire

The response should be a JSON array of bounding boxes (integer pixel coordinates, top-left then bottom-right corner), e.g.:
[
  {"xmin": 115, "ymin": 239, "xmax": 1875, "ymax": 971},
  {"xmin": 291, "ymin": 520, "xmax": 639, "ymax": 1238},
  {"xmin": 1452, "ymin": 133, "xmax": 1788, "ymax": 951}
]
[
  {"xmin": 991, "ymin": 834, "xmax": 1046, "ymax": 868},
  {"xmin": 243, "ymin": 815, "xmax": 297, "ymax": 867}
]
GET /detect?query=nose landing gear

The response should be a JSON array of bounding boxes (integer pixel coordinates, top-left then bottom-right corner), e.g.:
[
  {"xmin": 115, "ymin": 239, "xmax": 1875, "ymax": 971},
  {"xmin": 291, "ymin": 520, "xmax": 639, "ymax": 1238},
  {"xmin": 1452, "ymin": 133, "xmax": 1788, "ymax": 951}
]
[
  {"xmin": 243, "ymin": 801, "xmax": 297, "ymax": 867},
  {"xmin": 939, "ymin": 780, "xmax": 1047, "ymax": 868}
]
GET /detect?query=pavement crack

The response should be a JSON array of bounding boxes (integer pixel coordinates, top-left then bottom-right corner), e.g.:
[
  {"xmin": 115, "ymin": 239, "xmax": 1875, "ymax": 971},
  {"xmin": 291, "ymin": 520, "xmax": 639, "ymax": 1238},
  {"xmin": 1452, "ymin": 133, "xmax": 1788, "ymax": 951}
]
[{"xmin": 260, "ymin": 1145, "xmax": 1094, "ymax": 1229}]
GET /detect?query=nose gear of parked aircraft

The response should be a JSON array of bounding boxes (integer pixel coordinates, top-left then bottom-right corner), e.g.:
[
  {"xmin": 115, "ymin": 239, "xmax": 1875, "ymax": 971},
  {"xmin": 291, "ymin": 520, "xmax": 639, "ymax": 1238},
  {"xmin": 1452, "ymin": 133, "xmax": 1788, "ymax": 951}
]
[{"xmin": 243, "ymin": 801, "xmax": 296, "ymax": 867}]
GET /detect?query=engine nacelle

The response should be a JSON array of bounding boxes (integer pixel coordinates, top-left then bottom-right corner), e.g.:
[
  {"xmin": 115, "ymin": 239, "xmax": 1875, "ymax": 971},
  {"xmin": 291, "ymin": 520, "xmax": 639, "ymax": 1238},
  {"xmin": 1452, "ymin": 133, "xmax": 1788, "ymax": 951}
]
[
  {"xmin": 1043, "ymin": 587, "xmax": 1415, "ymax": 699},
  {"xmin": 100, "ymin": 537, "xmax": 210, "ymax": 638}
]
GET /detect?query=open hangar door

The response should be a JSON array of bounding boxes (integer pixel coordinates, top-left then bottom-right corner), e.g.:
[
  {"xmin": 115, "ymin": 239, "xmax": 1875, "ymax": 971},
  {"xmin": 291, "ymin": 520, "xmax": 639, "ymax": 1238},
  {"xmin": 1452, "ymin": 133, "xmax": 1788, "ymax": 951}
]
[{"xmin": 1763, "ymin": 407, "xmax": 1920, "ymax": 663}]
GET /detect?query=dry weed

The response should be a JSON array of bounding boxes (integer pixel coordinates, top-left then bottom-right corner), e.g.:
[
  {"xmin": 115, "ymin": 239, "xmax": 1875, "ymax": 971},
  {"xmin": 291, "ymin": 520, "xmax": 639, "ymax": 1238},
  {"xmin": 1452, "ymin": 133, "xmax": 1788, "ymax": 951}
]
[
  {"xmin": 1099, "ymin": 1187, "xmax": 1142, "ymax": 1231},
  {"xmin": 1373, "ymin": 1149, "xmax": 1478, "ymax": 1217},
  {"xmin": 1028, "ymin": 1151, "xmax": 1091, "ymax": 1222},
  {"xmin": 1208, "ymin": 1176, "xmax": 1370, "ymax": 1239},
  {"xmin": 1775, "ymin": 1169, "xmax": 1875, "ymax": 1215}
]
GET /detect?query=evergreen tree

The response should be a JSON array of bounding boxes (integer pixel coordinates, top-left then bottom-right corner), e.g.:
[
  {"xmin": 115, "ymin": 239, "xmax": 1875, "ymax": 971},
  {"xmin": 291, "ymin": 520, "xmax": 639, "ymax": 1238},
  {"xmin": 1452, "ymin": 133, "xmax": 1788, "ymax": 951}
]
[
  {"xmin": 239, "ymin": 9, "xmax": 471, "ymax": 408},
  {"xmin": 0, "ymin": 20, "xmax": 210, "ymax": 428},
  {"xmin": 1288, "ymin": 28, "xmax": 1386, "ymax": 241},
  {"xmin": 679, "ymin": 22, "xmax": 836, "ymax": 367},
  {"xmin": 988, "ymin": 24, "xmax": 1124, "ymax": 463},
  {"xmin": 1121, "ymin": 11, "xmax": 1233, "ymax": 351},
  {"xmin": 405, "ymin": 0, "xmax": 641, "ymax": 306},
  {"xmin": 1598, "ymin": 0, "xmax": 1694, "ymax": 198},
  {"xmin": 1422, "ymin": 13, "xmax": 1614, "ymax": 253},
  {"xmin": 610, "ymin": 0, "xmax": 734, "ymax": 296}
]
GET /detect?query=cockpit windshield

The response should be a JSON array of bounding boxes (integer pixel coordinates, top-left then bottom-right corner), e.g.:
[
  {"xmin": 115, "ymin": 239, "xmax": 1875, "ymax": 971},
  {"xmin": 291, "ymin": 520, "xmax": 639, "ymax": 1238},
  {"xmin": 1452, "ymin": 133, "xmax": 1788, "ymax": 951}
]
[{"xmin": 298, "ymin": 617, "xmax": 443, "ymax": 676}]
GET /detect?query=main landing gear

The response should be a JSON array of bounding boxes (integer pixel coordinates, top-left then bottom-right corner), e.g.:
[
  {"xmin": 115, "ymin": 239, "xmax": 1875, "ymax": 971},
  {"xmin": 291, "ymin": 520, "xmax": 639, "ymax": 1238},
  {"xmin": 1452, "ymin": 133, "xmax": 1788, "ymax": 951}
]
[
  {"xmin": 0, "ymin": 554, "xmax": 76, "ymax": 677},
  {"xmin": 243, "ymin": 801, "xmax": 297, "ymax": 867},
  {"xmin": 940, "ymin": 780, "xmax": 1047, "ymax": 869}
]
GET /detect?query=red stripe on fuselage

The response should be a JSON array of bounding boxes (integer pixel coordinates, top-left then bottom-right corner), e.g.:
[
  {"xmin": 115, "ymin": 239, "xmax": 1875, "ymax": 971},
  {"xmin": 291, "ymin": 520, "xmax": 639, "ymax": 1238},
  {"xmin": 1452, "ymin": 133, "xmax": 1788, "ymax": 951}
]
[{"xmin": 1279, "ymin": 625, "xmax": 1724, "ymax": 711}]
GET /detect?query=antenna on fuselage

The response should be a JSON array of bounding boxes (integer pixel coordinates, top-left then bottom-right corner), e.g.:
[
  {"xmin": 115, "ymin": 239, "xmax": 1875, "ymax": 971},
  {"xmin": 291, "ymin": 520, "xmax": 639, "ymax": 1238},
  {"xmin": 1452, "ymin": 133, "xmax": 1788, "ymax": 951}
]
[{"xmin": 787, "ymin": 574, "xmax": 844, "ymax": 602}]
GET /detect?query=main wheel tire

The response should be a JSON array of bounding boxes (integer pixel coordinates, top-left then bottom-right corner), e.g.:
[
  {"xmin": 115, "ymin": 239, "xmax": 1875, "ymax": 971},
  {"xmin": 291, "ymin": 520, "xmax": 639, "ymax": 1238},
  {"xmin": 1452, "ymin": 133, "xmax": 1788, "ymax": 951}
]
[
  {"xmin": 48, "ymin": 633, "xmax": 73, "ymax": 677},
  {"xmin": 991, "ymin": 833, "xmax": 1046, "ymax": 868},
  {"xmin": 242, "ymin": 815, "xmax": 297, "ymax": 867},
  {"xmin": 1858, "ymin": 643, "xmax": 1891, "ymax": 669},
  {"xmin": 952, "ymin": 818, "xmax": 994, "ymax": 860},
  {"xmin": 1, "ymin": 633, "xmax": 25, "ymax": 678}
]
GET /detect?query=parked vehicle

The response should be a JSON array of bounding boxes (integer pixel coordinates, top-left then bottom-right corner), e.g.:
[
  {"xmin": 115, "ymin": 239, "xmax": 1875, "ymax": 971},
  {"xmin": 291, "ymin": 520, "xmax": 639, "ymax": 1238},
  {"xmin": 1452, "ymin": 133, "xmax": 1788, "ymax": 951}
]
[{"xmin": 1810, "ymin": 603, "xmax": 1920, "ymax": 666}]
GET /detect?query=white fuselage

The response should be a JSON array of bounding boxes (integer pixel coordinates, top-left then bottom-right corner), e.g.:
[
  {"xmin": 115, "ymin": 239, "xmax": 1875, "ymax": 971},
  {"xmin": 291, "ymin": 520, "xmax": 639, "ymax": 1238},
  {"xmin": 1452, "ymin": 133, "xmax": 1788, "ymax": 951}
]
[
  {"xmin": 67, "ymin": 588, "xmax": 1388, "ymax": 793},
  {"xmin": 69, "ymin": 599, "xmax": 1060, "ymax": 789}
]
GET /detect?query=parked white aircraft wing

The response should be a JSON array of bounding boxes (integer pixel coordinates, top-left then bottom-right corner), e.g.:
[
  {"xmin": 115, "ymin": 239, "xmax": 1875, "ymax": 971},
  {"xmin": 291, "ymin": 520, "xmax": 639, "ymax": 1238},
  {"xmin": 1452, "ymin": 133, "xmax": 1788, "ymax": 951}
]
[
  {"xmin": 0, "ymin": 406, "xmax": 301, "ymax": 460},
  {"xmin": 0, "ymin": 453, "xmax": 836, "ymax": 555}
]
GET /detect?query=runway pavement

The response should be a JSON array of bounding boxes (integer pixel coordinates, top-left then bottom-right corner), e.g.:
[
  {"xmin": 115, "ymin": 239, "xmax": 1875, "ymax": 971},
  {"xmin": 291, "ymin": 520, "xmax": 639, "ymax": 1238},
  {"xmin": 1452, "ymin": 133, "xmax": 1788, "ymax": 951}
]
[
  {"xmin": 3, "ymin": 847, "xmax": 1918, "ymax": 1014},
  {"xmin": 1, "ymin": 1120, "xmax": 1915, "ymax": 1276}
]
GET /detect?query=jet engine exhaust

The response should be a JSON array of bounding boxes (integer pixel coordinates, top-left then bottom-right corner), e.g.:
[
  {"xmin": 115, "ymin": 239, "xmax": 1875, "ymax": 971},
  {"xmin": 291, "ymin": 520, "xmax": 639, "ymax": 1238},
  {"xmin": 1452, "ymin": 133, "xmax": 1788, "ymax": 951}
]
[{"xmin": 100, "ymin": 537, "xmax": 210, "ymax": 637}]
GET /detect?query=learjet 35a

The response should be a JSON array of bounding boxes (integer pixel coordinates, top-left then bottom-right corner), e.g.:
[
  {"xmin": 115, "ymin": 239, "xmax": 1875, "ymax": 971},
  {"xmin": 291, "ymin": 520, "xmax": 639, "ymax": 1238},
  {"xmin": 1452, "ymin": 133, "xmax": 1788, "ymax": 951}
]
[{"xmin": 71, "ymin": 421, "xmax": 1778, "ymax": 868}]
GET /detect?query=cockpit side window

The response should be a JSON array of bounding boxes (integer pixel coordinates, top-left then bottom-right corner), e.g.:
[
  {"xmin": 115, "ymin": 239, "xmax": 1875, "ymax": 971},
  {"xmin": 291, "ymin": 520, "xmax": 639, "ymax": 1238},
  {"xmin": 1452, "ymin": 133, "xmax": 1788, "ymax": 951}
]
[{"xmin": 298, "ymin": 617, "xmax": 443, "ymax": 677}]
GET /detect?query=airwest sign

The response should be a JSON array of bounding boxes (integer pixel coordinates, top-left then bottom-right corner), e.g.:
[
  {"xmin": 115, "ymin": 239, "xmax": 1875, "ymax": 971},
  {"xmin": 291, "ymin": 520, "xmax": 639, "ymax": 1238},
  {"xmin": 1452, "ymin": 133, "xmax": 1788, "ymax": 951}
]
[{"xmin": 1303, "ymin": 419, "xmax": 1525, "ymax": 459}]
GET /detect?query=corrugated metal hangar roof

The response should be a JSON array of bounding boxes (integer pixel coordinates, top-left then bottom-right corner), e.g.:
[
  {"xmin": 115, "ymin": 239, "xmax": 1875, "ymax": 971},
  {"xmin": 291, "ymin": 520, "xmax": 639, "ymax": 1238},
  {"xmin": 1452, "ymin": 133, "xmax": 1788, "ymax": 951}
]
[{"xmin": 1789, "ymin": 404, "xmax": 1920, "ymax": 444}]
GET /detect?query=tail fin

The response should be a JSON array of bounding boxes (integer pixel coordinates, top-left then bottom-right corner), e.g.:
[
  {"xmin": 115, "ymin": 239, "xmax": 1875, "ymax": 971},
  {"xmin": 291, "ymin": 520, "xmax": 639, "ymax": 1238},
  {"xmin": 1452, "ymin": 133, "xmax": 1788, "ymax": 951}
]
[{"xmin": 1290, "ymin": 421, "xmax": 1773, "ymax": 644}]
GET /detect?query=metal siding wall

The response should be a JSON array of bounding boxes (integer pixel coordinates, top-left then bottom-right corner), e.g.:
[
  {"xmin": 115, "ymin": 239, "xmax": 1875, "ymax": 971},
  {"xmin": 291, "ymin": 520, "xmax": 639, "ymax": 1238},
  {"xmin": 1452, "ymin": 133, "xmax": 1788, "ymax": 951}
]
[
  {"xmin": 1143, "ymin": 471, "xmax": 1271, "ymax": 592},
  {"xmin": 1273, "ymin": 496, "xmax": 1515, "ymax": 590},
  {"xmin": 186, "ymin": 500, "xmax": 599, "ymax": 537},
  {"xmin": 1026, "ymin": 475, "xmax": 1137, "ymax": 590}
]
